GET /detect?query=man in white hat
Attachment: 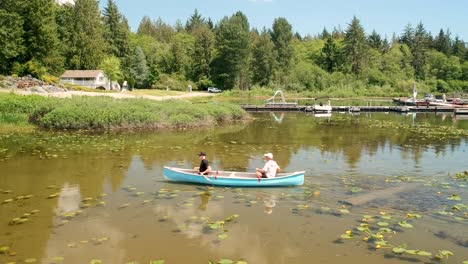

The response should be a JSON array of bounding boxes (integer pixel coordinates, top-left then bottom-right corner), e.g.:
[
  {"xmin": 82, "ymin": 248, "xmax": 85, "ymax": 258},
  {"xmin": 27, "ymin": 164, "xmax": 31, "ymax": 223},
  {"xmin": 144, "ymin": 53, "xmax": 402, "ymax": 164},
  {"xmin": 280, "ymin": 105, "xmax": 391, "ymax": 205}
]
[{"xmin": 256, "ymin": 153, "xmax": 280, "ymax": 178}]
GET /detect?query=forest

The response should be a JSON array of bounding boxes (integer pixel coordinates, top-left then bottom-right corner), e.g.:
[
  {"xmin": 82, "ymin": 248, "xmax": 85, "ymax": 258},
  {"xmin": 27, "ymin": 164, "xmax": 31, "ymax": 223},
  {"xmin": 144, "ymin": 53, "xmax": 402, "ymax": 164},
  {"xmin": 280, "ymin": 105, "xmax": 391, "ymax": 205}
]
[{"xmin": 1, "ymin": 0, "xmax": 467, "ymax": 95}]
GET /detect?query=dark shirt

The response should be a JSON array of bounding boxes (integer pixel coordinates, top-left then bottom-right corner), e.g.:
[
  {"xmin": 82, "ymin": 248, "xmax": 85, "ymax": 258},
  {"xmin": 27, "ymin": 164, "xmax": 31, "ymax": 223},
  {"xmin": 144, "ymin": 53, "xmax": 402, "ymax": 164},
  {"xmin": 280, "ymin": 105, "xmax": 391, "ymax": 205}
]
[{"xmin": 199, "ymin": 159, "xmax": 209, "ymax": 174}]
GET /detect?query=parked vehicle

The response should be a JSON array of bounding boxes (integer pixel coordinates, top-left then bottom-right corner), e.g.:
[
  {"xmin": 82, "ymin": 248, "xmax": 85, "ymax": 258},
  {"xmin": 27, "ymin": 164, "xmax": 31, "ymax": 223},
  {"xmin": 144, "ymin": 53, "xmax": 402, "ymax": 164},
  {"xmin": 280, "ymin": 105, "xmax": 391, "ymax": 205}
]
[{"xmin": 208, "ymin": 87, "xmax": 222, "ymax": 93}]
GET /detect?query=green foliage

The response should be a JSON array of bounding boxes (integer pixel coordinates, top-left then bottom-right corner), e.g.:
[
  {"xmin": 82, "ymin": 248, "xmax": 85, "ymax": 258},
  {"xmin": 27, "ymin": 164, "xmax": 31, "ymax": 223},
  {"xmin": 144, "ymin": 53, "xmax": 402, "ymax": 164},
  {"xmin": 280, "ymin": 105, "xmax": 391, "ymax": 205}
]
[
  {"xmin": 212, "ymin": 12, "xmax": 251, "ymax": 90},
  {"xmin": 130, "ymin": 46, "xmax": 149, "ymax": 88},
  {"xmin": 103, "ymin": 0, "xmax": 130, "ymax": 59},
  {"xmin": 153, "ymin": 73, "xmax": 194, "ymax": 91},
  {"xmin": 252, "ymin": 29, "xmax": 276, "ymax": 86},
  {"xmin": 197, "ymin": 76, "xmax": 214, "ymax": 90},
  {"xmin": 0, "ymin": 94, "xmax": 248, "ymax": 130},
  {"xmin": 99, "ymin": 55, "xmax": 123, "ymax": 82},
  {"xmin": 344, "ymin": 16, "xmax": 367, "ymax": 75},
  {"xmin": 271, "ymin": 17, "xmax": 294, "ymax": 80},
  {"xmin": 1, "ymin": 5, "xmax": 468, "ymax": 94},
  {"xmin": 69, "ymin": 0, "xmax": 107, "ymax": 70},
  {"xmin": 0, "ymin": 10, "xmax": 24, "ymax": 74}
]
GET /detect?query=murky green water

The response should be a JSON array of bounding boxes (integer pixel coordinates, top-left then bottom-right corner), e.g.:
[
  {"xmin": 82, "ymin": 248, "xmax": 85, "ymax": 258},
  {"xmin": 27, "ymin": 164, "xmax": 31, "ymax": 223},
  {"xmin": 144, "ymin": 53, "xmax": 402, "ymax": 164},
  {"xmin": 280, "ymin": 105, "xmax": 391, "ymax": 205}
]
[{"xmin": 0, "ymin": 112, "xmax": 467, "ymax": 264}]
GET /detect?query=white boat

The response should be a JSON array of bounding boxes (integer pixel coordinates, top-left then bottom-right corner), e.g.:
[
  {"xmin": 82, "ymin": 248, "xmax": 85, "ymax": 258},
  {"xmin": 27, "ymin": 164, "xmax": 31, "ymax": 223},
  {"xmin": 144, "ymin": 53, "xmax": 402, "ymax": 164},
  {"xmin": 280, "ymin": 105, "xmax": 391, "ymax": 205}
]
[{"xmin": 313, "ymin": 100, "xmax": 332, "ymax": 113}]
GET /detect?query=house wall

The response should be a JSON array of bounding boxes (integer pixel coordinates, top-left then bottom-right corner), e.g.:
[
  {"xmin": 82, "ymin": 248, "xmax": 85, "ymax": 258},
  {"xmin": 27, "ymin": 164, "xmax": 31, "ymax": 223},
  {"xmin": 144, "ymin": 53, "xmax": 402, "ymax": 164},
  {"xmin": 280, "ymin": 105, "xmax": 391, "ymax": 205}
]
[{"xmin": 60, "ymin": 72, "xmax": 111, "ymax": 90}]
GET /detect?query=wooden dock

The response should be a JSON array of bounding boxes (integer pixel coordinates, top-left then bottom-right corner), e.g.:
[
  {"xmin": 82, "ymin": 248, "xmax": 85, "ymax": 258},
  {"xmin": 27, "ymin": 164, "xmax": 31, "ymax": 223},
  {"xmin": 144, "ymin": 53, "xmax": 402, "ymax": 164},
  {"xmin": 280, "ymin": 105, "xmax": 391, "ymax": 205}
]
[{"xmin": 241, "ymin": 105, "xmax": 458, "ymax": 113}]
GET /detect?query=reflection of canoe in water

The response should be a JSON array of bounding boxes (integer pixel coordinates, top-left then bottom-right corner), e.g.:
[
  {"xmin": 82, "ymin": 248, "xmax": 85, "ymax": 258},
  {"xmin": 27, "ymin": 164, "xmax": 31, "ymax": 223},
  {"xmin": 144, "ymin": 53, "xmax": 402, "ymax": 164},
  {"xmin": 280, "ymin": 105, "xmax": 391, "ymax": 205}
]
[{"xmin": 163, "ymin": 167, "xmax": 305, "ymax": 187}]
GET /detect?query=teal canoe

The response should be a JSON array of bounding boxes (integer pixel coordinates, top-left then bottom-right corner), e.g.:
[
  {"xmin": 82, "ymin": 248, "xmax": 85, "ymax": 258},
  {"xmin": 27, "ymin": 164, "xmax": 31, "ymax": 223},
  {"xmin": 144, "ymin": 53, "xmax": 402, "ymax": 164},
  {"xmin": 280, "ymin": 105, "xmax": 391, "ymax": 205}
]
[{"xmin": 163, "ymin": 166, "xmax": 305, "ymax": 187}]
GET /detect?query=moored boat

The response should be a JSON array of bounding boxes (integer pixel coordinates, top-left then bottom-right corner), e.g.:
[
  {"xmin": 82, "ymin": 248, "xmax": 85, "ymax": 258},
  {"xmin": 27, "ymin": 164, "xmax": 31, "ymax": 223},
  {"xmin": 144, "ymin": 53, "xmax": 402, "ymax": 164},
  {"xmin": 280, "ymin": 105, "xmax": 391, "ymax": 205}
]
[{"xmin": 163, "ymin": 166, "xmax": 305, "ymax": 187}]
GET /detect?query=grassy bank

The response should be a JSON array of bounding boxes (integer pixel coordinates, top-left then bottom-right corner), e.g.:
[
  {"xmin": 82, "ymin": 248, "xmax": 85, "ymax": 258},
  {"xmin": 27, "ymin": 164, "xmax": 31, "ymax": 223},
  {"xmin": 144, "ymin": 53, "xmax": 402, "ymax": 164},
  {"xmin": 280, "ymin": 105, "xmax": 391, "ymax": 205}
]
[{"xmin": 0, "ymin": 93, "xmax": 249, "ymax": 130}]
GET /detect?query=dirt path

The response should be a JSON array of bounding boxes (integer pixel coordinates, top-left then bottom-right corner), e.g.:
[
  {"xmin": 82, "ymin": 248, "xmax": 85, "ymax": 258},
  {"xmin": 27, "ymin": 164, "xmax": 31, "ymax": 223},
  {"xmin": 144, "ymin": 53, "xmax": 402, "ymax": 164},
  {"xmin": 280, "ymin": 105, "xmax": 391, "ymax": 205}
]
[{"xmin": 0, "ymin": 88, "xmax": 214, "ymax": 101}]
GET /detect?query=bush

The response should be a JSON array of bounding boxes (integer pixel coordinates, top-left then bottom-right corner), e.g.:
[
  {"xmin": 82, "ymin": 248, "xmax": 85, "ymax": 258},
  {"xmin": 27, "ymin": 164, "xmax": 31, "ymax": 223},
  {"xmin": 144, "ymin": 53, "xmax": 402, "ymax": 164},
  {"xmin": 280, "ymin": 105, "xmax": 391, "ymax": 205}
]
[
  {"xmin": 197, "ymin": 76, "xmax": 214, "ymax": 90},
  {"xmin": 152, "ymin": 73, "xmax": 195, "ymax": 91},
  {"xmin": 42, "ymin": 74, "xmax": 60, "ymax": 85},
  {"xmin": 0, "ymin": 94, "xmax": 249, "ymax": 130}
]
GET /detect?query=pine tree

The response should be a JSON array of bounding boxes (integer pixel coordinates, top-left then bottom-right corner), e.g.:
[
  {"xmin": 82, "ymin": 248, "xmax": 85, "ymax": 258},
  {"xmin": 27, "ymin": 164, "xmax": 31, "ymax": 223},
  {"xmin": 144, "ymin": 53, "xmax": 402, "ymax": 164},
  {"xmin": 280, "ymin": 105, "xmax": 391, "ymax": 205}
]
[
  {"xmin": 412, "ymin": 22, "xmax": 430, "ymax": 79},
  {"xmin": 212, "ymin": 12, "xmax": 251, "ymax": 89},
  {"xmin": 185, "ymin": 9, "xmax": 205, "ymax": 32},
  {"xmin": 0, "ymin": 10, "xmax": 24, "ymax": 73},
  {"xmin": 433, "ymin": 29, "xmax": 451, "ymax": 55},
  {"xmin": 137, "ymin": 16, "xmax": 156, "ymax": 36},
  {"xmin": 451, "ymin": 36, "xmax": 466, "ymax": 60},
  {"xmin": 130, "ymin": 46, "xmax": 149, "ymax": 88},
  {"xmin": 400, "ymin": 24, "xmax": 414, "ymax": 47},
  {"xmin": 56, "ymin": 3, "xmax": 74, "ymax": 69},
  {"xmin": 22, "ymin": 0, "xmax": 62, "ymax": 73},
  {"xmin": 69, "ymin": 0, "xmax": 107, "ymax": 70},
  {"xmin": 320, "ymin": 36, "xmax": 341, "ymax": 72},
  {"xmin": 103, "ymin": 0, "xmax": 130, "ymax": 59},
  {"xmin": 192, "ymin": 25, "xmax": 215, "ymax": 80},
  {"xmin": 320, "ymin": 28, "xmax": 330, "ymax": 39},
  {"xmin": 367, "ymin": 30, "xmax": 383, "ymax": 51},
  {"xmin": 271, "ymin": 17, "xmax": 293, "ymax": 80},
  {"xmin": 252, "ymin": 29, "xmax": 276, "ymax": 85},
  {"xmin": 344, "ymin": 16, "xmax": 367, "ymax": 75}
]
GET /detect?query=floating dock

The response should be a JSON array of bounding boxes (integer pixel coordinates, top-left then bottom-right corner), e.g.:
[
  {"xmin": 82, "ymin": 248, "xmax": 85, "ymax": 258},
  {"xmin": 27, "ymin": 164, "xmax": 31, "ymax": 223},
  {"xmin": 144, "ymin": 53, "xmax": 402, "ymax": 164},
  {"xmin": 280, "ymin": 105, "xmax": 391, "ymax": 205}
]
[{"xmin": 241, "ymin": 105, "xmax": 463, "ymax": 113}]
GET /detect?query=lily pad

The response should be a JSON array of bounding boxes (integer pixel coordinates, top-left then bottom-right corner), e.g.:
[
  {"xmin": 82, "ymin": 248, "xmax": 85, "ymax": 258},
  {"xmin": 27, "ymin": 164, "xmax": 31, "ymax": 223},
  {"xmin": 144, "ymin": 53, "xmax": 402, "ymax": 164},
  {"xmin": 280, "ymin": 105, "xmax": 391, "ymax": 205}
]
[
  {"xmin": 0, "ymin": 246, "xmax": 10, "ymax": 254},
  {"xmin": 377, "ymin": 222, "xmax": 389, "ymax": 227},
  {"xmin": 398, "ymin": 221, "xmax": 413, "ymax": 228},
  {"xmin": 218, "ymin": 260, "xmax": 234, "ymax": 264},
  {"xmin": 392, "ymin": 247, "xmax": 406, "ymax": 254},
  {"xmin": 447, "ymin": 194, "xmax": 461, "ymax": 201},
  {"xmin": 416, "ymin": 251, "xmax": 432, "ymax": 256},
  {"xmin": 218, "ymin": 233, "xmax": 229, "ymax": 240}
]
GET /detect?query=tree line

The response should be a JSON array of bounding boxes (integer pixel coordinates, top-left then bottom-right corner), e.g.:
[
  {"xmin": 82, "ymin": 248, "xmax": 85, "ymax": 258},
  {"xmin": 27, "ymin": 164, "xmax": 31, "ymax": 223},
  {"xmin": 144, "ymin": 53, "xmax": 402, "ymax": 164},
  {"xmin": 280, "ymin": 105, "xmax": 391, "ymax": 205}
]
[{"xmin": 1, "ymin": 0, "xmax": 467, "ymax": 93}]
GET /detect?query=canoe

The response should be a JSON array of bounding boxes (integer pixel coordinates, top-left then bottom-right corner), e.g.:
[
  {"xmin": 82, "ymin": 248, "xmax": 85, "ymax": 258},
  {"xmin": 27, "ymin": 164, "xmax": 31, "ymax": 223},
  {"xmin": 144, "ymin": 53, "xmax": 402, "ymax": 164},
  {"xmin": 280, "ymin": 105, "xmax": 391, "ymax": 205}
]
[{"xmin": 163, "ymin": 166, "xmax": 305, "ymax": 187}]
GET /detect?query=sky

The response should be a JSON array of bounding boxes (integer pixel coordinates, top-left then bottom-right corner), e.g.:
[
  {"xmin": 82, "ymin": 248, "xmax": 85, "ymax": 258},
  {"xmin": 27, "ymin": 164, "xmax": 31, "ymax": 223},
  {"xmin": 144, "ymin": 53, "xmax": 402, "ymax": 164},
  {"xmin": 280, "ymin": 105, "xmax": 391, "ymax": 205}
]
[{"xmin": 100, "ymin": 0, "xmax": 468, "ymax": 40}]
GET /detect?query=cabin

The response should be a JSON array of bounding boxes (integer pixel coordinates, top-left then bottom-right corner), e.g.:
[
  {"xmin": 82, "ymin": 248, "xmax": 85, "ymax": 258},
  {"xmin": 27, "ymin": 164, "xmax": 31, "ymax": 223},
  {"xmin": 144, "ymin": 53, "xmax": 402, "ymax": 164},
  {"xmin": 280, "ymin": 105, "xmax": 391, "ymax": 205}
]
[{"xmin": 60, "ymin": 70, "xmax": 119, "ymax": 90}]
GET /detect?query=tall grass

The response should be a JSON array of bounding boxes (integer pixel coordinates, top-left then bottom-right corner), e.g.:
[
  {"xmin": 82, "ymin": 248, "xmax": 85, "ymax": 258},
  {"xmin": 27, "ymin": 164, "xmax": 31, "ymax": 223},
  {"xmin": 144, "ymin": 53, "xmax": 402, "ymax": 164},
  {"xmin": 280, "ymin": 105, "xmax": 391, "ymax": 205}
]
[{"xmin": 0, "ymin": 94, "xmax": 249, "ymax": 130}]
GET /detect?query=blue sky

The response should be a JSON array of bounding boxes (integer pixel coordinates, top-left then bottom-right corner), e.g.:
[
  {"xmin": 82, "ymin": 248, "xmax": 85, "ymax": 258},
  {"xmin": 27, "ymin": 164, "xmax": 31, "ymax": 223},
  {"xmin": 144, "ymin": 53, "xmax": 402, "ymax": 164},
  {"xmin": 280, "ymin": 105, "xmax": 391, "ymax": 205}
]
[{"xmin": 103, "ymin": 0, "xmax": 468, "ymax": 39}]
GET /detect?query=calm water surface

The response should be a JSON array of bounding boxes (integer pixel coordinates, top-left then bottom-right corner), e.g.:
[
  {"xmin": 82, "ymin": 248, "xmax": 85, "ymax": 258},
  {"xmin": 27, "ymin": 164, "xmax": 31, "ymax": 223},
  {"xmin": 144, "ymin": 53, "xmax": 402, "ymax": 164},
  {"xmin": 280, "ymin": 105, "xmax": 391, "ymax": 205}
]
[{"xmin": 0, "ymin": 112, "xmax": 467, "ymax": 264}]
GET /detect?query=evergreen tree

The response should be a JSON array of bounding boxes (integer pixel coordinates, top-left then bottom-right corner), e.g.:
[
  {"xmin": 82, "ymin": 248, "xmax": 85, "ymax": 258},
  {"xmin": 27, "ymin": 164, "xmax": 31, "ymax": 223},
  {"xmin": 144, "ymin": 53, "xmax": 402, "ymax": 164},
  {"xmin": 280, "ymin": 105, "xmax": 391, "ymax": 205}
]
[
  {"xmin": 433, "ymin": 29, "xmax": 451, "ymax": 55},
  {"xmin": 367, "ymin": 30, "xmax": 383, "ymax": 51},
  {"xmin": 252, "ymin": 29, "xmax": 276, "ymax": 85},
  {"xmin": 412, "ymin": 22, "xmax": 430, "ymax": 79},
  {"xmin": 332, "ymin": 26, "xmax": 344, "ymax": 39},
  {"xmin": 56, "ymin": 3, "xmax": 74, "ymax": 69},
  {"xmin": 271, "ymin": 17, "xmax": 293, "ymax": 79},
  {"xmin": 0, "ymin": 10, "xmax": 24, "ymax": 73},
  {"xmin": 451, "ymin": 36, "xmax": 466, "ymax": 60},
  {"xmin": 192, "ymin": 25, "xmax": 215, "ymax": 80},
  {"xmin": 170, "ymin": 32, "xmax": 195, "ymax": 78},
  {"xmin": 69, "ymin": 0, "xmax": 107, "ymax": 70},
  {"xmin": 130, "ymin": 46, "xmax": 149, "ymax": 88},
  {"xmin": 103, "ymin": 0, "xmax": 130, "ymax": 59},
  {"xmin": 400, "ymin": 24, "xmax": 414, "ymax": 47},
  {"xmin": 22, "ymin": 0, "xmax": 62, "ymax": 73},
  {"xmin": 320, "ymin": 28, "xmax": 330, "ymax": 39},
  {"xmin": 319, "ymin": 36, "xmax": 341, "ymax": 72},
  {"xmin": 137, "ymin": 16, "xmax": 156, "ymax": 36},
  {"xmin": 174, "ymin": 19, "xmax": 184, "ymax": 32},
  {"xmin": 212, "ymin": 12, "xmax": 251, "ymax": 89},
  {"xmin": 185, "ymin": 9, "xmax": 205, "ymax": 32},
  {"xmin": 343, "ymin": 16, "xmax": 367, "ymax": 75}
]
